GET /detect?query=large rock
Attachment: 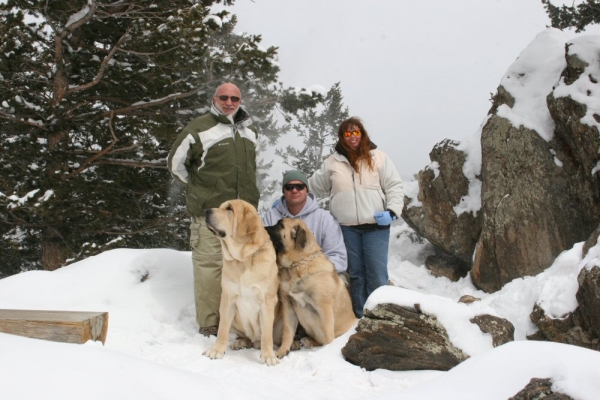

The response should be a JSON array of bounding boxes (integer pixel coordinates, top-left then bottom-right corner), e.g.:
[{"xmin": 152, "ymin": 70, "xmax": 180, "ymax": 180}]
[
  {"xmin": 577, "ymin": 266, "xmax": 600, "ymax": 340},
  {"xmin": 528, "ymin": 303, "xmax": 596, "ymax": 349},
  {"xmin": 471, "ymin": 114, "xmax": 594, "ymax": 292},
  {"xmin": 508, "ymin": 378, "xmax": 573, "ymax": 400},
  {"xmin": 341, "ymin": 303, "xmax": 468, "ymax": 371},
  {"xmin": 526, "ymin": 227, "xmax": 600, "ymax": 350},
  {"xmin": 576, "ymin": 227, "xmax": 600, "ymax": 339},
  {"xmin": 403, "ymin": 139, "xmax": 481, "ymax": 273}
]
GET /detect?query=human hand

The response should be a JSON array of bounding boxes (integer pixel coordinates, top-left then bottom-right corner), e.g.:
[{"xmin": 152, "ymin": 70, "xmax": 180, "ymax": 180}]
[{"xmin": 374, "ymin": 211, "xmax": 396, "ymax": 226}]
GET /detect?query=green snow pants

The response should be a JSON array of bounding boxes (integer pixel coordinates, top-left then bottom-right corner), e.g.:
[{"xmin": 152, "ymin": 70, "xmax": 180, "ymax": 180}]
[{"xmin": 190, "ymin": 217, "xmax": 222, "ymax": 329}]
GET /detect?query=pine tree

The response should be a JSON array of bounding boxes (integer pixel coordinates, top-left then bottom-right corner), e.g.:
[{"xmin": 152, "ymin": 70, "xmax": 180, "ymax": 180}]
[
  {"xmin": 0, "ymin": 0, "xmax": 309, "ymax": 276},
  {"xmin": 276, "ymin": 82, "xmax": 349, "ymax": 177},
  {"xmin": 542, "ymin": 0, "xmax": 600, "ymax": 32}
]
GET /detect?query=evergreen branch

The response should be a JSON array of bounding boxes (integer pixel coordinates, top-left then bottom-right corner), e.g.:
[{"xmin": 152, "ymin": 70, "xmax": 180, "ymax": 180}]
[
  {"xmin": 91, "ymin": 213, "xmax": 187, "ymax": 236},
  {"xmin": 0, "ymin": 110, "xmax": 48, "ymax": 131},
  {"xmin": 115, "ymin": 45, "xmax": 180, "ymax": 56},
  {"xmin": 59, "ymin": 1, "xmax": 98, "ymax": 37},
  {"xmin": 69, "ymin": 144, "xmax": 139, "ymax": 156},
  {"xmin": 67, "ymin": 28, "xmax": 132, "ymax": 95},
  {"xmin": 94, "ymin": 159, "xmax": 168, "ymax": 169},
  {"xmin": 64, "ymin": 112, "xmax": 120, "ymax": 178},
  {"xmin": 86, "ymin": 85, "xmax": 214, "ymax": 118}
]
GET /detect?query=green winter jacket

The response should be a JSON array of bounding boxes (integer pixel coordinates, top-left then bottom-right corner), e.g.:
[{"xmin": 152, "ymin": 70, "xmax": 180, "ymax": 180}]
[{"xmin": 168, "ymin": 104, "xmax": 259, "ymax": 216}]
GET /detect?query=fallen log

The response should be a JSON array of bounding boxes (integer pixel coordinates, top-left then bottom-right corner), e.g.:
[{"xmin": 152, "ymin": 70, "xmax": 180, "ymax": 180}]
[{"xmin": 0, "ymin": 309, "xmax": 108, "ymax": 344}]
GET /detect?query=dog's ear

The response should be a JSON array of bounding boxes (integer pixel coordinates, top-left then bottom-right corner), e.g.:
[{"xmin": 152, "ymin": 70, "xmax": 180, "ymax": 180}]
[
  {"xmin": 292, "ymin": 224, "xmax": 308, "ymax": 251},
  {"xmin": 237, "ymin": 204, "xmax": 261, "ymax": 237}
]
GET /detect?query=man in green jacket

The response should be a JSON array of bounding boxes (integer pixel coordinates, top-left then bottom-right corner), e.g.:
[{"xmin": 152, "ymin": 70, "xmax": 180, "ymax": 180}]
[{"xmin": 168, "ymin": 82, "xmax": 259, "ymax": 336}]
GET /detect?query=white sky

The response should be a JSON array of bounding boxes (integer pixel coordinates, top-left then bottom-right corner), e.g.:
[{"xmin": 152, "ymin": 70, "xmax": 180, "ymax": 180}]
[
  {"xmin": 1, "ymin": 221, "xmax": 599, "ymax": 399},
  {"xmin": 229, "ymin": 0, "xmax": 600, "ymax": 179}
]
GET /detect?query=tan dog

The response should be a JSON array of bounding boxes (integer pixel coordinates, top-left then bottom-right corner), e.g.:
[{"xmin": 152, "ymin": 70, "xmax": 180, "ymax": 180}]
[
  {"xmin": 203, "ymin": 199, "xmax": 280, "ymax": 365},
  {"xmin": 265, "ymin": 218, "xmax": 357, "ymax": 358}
]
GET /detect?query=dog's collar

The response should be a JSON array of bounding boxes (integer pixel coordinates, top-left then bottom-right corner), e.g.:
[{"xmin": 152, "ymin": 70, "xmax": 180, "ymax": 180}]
[{"xmin": 290, "ymin": 250, "xmax": 323, "ymax": 270}]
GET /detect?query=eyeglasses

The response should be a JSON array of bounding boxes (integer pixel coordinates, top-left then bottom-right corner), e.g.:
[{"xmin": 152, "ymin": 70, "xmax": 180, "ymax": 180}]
[
  {"xmin": 216, "ymin": 95, "xmax": 241, "ymax": 103},
  {"xmin": 284, "ymin": 183, "xmax": 306, "ymax": 192},
  {"xmin": 344, "ymin": 130, "xmax": 361, "ymax": 137}
]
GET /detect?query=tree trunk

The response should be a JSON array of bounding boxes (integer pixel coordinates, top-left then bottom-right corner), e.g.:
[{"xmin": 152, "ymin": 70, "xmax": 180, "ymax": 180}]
[{"xmin": 41, "ymin": 227, "xmax": 68, "ymax": 271}]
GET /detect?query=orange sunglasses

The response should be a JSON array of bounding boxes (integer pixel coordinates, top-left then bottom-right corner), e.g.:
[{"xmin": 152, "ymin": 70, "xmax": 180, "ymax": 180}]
[{"xmin": 344, "ymin": 130, "xmax": 361, "ymax": 137}]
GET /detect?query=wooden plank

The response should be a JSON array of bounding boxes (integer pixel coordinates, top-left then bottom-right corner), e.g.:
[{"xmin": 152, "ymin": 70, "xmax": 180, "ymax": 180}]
[{"xmin": 0, "ymin": 309, "xmax": 108, "ymax": 345}]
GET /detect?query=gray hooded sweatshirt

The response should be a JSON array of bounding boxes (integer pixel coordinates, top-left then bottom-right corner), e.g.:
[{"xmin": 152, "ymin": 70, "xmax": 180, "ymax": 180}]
[{"xmin": 261, "ymin": 193, "xmax": 347, "ymax": 273}]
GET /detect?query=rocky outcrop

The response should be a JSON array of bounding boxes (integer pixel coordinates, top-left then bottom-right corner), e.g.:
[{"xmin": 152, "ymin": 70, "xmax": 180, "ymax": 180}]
[
  {"xmin": 471, "ymin": 112, "xmax": 594, "ymax": 292},
  {"xmin": 527, "ymin": 226, "xmax": 600, "ymax": 350},
  {"xmin": 402, "ymin": 29, "xmax": 600, "ymax": 293},
  {"xmin": 577, "ymin": 266, "xmax": 600, "ymax": 339},
  {"xmin": 403, "ymin": 139, "xmax": 481, "ymax": 279},
  {"xmin": 508, "ymin": 378, "xmax": 574, "ymax": 400},
  {"xmin": 528, "ymin": 303, "xmax": 597, "ymax": 349},
  {"xmin": 341, "ymin": 303, "xmax": 468, "ymax": 371}
]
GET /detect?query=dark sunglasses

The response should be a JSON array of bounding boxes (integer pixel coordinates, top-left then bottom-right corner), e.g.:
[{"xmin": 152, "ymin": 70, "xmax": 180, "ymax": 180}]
[
  {"xmin": 344, "ymin": 130, "xmax": 361, "ymax": 137},
  {"xmin": 284, "ymin": 183, "xmax": 306, "ymax": 191},
  {"xmin": 216, "ymin": 95, "xmax": 241, "ymax": 103}
]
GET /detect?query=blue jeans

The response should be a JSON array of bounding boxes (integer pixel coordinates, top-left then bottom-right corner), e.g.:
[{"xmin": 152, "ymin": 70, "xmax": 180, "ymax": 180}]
[{"xmin": 341, "ymin": 226, "xmax": 390, "ymax": 318}]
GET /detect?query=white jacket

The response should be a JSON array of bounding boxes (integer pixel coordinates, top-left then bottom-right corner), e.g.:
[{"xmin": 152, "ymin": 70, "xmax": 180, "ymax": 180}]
[{"xmin": 309, "ymin": 149, "xmax": 404, "ymax": 226}]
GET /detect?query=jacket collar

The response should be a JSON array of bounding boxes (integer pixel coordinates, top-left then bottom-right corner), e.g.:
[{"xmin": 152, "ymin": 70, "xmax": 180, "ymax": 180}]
[
  {"xmin": 334, "ymin": 141, "xmax": 377, "ymax": 160},
  {"xmin": 210, "ymin": 103, "xmax": 251, "ymax": 126},
  {"xmin": 276, "ymin": 193, "xmax": 319, "ymax": 218}
]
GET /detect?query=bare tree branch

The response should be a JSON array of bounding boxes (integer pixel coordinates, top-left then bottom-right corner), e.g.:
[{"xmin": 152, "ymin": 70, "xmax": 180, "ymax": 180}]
[
  {"xmin": 64, "ymin": 112, "xmax": 119, "ymax": 178},
  {"xmin": 67, "ymin": 28, "xmax": 132, "ymax": 95}
]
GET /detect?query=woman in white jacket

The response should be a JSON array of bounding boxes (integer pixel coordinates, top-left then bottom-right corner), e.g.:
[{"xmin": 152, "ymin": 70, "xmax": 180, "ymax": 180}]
[{"xmin": 309, "ymin": 117, "xmax": 404, "ymax": 318}]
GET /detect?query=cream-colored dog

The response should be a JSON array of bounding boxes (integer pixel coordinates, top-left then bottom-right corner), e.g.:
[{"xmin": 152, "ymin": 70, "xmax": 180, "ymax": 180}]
[
  {"xmin": 203, "ymin": 199, "xmax": 280, "ymax": 365},
  {"xmin": 265, "ymin": 218, "xmax": 357, "ymax": 358}
]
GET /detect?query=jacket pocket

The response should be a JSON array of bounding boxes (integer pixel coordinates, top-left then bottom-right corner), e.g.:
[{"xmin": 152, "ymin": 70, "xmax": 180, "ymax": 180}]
[{"xmin": 190, "ymin": 221, "xmax": 201, "ymax": 249}]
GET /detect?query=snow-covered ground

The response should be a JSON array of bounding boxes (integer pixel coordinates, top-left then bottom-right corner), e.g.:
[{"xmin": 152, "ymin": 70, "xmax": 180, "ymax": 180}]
[{"xmin": 1, "ymin": 221, "xmax": 599, "ymax": 399}]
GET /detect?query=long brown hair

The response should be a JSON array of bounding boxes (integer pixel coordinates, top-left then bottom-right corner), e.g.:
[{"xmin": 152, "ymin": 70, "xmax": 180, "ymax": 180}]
[{"xmin": 337, "ymin": 117, "xmax": 374, "ymax": 172}]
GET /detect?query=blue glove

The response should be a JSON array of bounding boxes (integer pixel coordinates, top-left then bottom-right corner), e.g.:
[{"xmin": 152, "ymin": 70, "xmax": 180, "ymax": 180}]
[{"xmin": 374, "ymin": 211, "xmax": 396, "ymax": 226}]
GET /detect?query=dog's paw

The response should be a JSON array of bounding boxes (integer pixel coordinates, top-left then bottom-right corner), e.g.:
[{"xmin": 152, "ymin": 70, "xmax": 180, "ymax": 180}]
[
  {"xmin": 276, "ymin": 348, "xmax": 289, "ymax": 359},
  {"xmin": 300, "ymin": 337, "xmax": 319, "ymax": 349},
  {"xmin": 203, "ymin": 347, "xmax": 225, "ymax": 360},
  {"xmin": 290, "ymin": 339, "xmax": 302, "ymax": 351},
  {"xmin": 231, "ymin": 337, "xmax": 252, "ymax": 350},
  {"xmin": 262, "ymin": 353, "xmax": 280, "ymax": 366}
]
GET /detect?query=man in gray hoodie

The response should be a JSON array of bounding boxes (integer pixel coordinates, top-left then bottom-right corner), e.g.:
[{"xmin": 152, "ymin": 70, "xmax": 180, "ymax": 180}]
[{"xmin": 262, "ymin": 170, "xmax": 347, "ymax": 273}]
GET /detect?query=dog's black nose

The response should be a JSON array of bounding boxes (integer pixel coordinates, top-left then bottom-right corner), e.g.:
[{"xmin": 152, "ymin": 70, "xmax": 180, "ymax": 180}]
[{"xmin": 206, "ymin": 209, "xmax": 212, "ymax": 216}]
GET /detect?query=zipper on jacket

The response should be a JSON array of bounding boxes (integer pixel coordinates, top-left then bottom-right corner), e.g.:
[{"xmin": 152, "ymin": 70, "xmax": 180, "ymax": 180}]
[
  {"xmin": 232, "ymin": 124, "xmax": 241, "ymax": 199},
  {"xmin": 352, "ymin": 170, "xmax": 360, "ymax": 225}
]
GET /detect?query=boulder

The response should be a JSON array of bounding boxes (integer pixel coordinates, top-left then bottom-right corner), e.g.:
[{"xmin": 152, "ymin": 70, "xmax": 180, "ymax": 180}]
[
  {"xmin": 341, "ymin": 303, "xmax": 468, "ymax": 371},
  {"xmin": 403, "ymin": 139, "xmax": 481, "ymax": 269},
  {"xmin": 508, "ymin": 378, "xmax": 573, "ymax": 400},
  {"xmin": 528, "ymin": 303, "xmax": 596, "ymax": 350},
  {"xmin": 575, "ymin": 226, "xmax": 600, "ymax": 339},
  {"xmin": 526, "ymin": 227, "xmax": 600, "ymax": 350},
  {"xmin": 425, "ymin": 252, "xmax": 470, "ymax": 282},
  {"xmin": 470, "ymin": 113, "xmax": 593, "ymax": 292},
  {"xmin": 576, "ymin": 266, "xmax": 600, "ymax": 339},
  {"xmin": 470, "ymin": 314, "xmax": 514, "ymax": 347}
]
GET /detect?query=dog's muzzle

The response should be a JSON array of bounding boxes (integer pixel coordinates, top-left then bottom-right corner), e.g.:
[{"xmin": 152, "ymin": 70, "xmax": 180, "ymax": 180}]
[{"xmin": 205, "ymin": 209, "xmax": 226, "ymax": 238}]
